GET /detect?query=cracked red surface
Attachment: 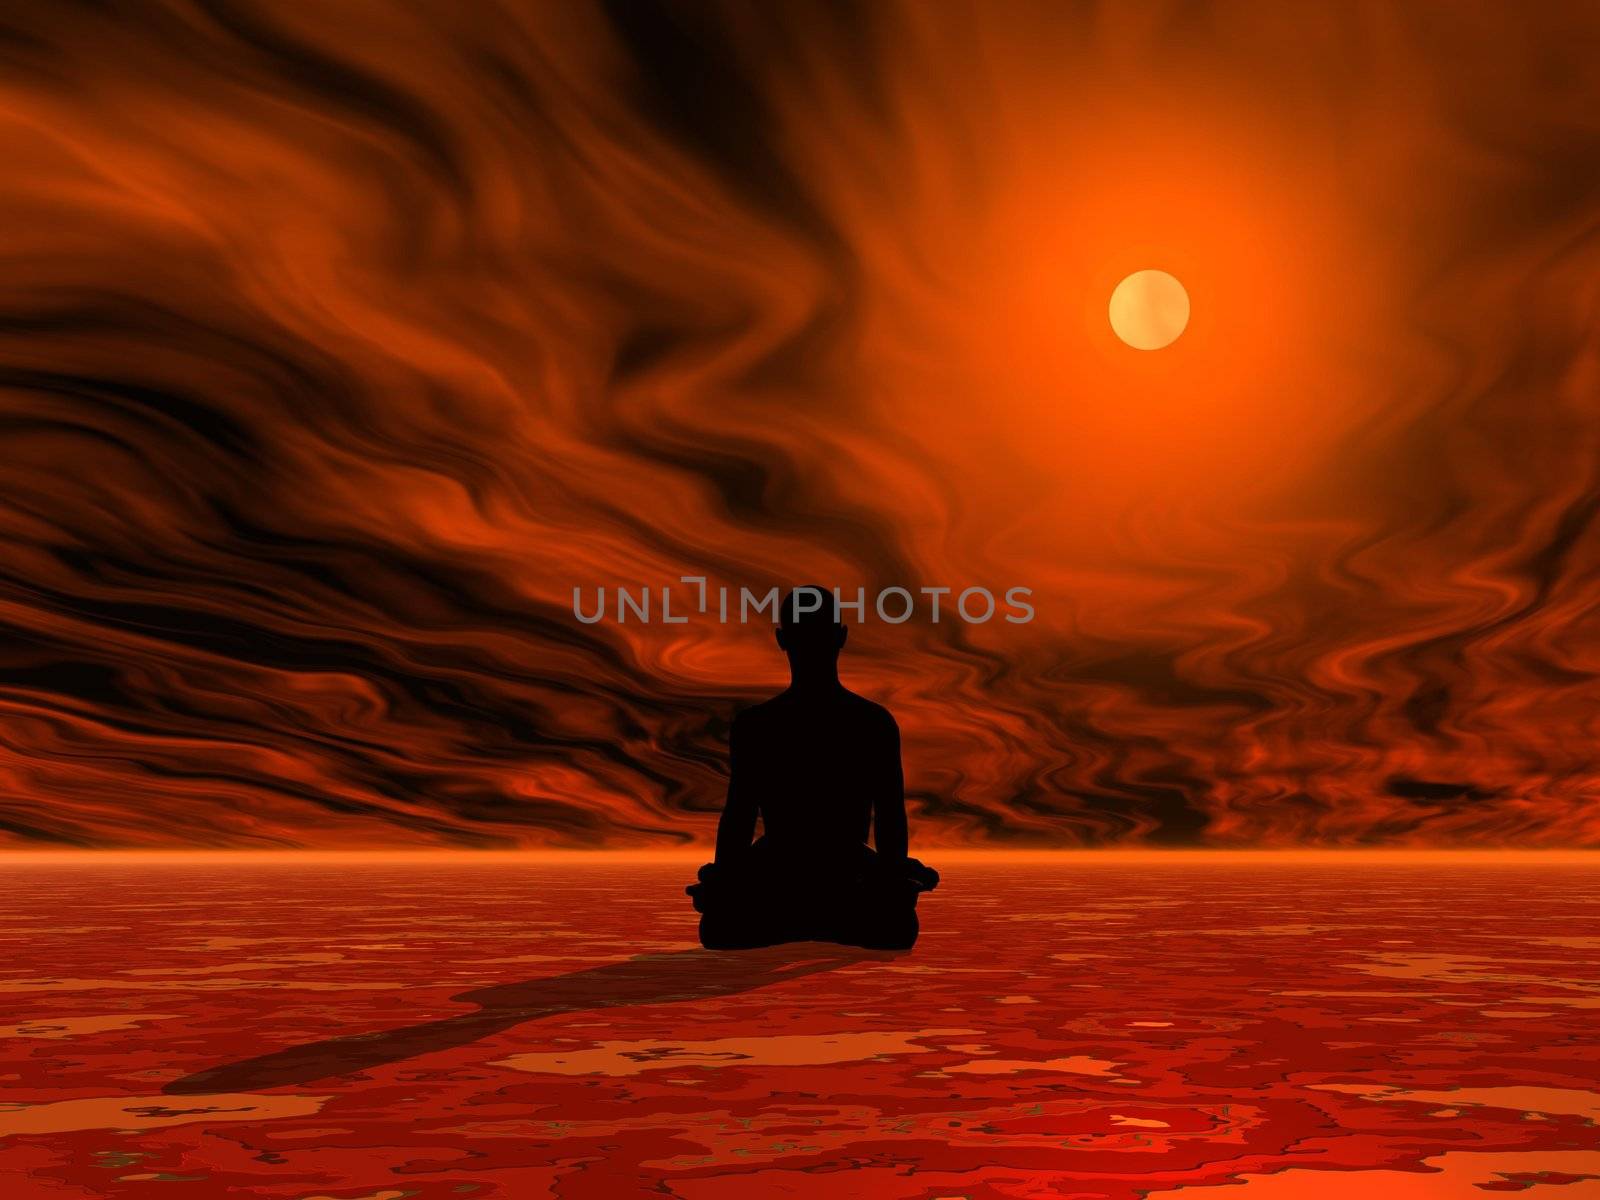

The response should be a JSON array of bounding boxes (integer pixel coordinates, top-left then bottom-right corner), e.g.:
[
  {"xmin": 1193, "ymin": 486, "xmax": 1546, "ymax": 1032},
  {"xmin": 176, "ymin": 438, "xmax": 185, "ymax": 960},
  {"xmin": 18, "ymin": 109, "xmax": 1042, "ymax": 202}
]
[{"xmin": 2, "ymin": 860, "xmax": 1597, "ymax": 1198}]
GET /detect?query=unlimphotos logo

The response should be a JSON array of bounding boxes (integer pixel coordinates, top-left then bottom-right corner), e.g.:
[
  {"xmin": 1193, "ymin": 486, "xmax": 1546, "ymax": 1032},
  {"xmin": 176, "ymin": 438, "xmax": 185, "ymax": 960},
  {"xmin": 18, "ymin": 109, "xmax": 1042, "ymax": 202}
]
[{"xmin": 573, "ymin": 579, "xmax": 1034, "ymax": 625}]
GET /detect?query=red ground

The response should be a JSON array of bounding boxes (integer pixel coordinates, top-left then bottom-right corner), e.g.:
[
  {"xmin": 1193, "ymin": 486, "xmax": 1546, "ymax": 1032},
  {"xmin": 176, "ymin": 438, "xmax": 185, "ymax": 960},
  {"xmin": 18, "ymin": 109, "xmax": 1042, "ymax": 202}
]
[{"xmin": 2, "ymin": 858, "xmax": 1598, "ymax": 1199}]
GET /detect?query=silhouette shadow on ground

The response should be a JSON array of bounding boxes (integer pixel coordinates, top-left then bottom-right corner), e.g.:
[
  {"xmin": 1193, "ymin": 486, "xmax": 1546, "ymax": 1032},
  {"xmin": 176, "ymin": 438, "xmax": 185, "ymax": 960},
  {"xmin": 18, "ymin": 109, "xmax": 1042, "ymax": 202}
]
[{"xmin": 164, "ymin": 944, "xmax": 893, "ymax": 1094}]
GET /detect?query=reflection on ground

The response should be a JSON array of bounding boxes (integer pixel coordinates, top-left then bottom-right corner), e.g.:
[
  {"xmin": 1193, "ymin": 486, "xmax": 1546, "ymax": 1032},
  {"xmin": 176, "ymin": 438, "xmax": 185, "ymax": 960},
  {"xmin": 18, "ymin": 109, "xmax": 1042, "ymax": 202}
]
[{"xmin": 2, "ymin": 860, "xmax": 1597, "ymax": 1197}]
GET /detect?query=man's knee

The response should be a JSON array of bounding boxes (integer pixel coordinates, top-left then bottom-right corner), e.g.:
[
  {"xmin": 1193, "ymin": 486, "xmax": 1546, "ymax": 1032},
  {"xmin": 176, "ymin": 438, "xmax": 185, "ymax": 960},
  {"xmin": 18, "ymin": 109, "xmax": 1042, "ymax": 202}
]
[{"xmin": 700, "ymin": 913, "xmax": 785, "ymax": 950}]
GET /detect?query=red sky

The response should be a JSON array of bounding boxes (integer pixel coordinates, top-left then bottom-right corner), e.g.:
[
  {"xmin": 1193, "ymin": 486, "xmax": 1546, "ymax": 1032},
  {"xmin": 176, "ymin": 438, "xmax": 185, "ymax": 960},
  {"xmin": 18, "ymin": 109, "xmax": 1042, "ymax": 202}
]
[{"xmin": 1, "ymin": 1, "xmax": 1597, "ymax": 849}]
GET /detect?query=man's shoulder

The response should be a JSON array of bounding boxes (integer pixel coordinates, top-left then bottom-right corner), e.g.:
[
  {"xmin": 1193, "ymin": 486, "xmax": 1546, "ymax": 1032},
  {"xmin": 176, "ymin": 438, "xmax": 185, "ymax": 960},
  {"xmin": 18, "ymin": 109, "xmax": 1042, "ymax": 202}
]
[
  {"xmin": 731, "ymin": 697, "xmax": 785, "ymax": 730},
  {"xmin": 839, "ymin": 690, "xmax": 898, "ymax": 730},
  {"xmin": 732, "ymin": 690, "xmax": 897, "ymax": 728}
]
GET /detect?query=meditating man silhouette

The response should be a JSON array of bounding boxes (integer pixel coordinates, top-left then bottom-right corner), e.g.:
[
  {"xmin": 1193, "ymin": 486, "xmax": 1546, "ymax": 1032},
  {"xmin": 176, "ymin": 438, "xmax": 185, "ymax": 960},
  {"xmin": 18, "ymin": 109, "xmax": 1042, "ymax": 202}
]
[{"xmin": 687, "ymin": 586, "xmax": 939, "ymax": 950}]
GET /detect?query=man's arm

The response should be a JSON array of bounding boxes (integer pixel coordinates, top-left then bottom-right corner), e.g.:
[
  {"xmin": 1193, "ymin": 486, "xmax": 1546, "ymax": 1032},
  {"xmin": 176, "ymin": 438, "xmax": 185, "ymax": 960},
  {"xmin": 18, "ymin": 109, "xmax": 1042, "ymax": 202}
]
[
  {"xmin": 713, "ymin": 718, "xmax": 758, "ymax": 864},
  {"xmin": 873, "ymin": 714, "xmax": 908, "ymax": 862}
]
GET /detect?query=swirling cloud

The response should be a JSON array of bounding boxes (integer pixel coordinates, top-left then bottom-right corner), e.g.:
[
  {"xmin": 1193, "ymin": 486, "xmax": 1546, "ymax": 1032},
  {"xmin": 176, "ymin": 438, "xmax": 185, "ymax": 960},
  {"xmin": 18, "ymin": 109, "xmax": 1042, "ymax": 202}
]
[{"xmin": 1, "ymin": 1, "xmax": 1596, "ymax": 847}]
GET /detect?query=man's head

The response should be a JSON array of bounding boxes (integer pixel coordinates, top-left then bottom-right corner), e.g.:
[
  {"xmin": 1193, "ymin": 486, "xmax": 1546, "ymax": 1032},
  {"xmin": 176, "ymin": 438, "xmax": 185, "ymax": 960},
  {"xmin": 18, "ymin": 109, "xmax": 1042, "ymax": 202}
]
[{"xmin": 776, "ymin": 585, "xmax": 847, "ymax": 666}]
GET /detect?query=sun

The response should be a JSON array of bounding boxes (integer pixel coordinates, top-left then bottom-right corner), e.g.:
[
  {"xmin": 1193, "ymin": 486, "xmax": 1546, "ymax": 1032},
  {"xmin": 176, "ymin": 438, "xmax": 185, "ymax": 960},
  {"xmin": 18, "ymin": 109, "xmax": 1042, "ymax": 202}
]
[{"xmin": 1109, "ymin": 270, "xmax": 1190, "ymax": 350}]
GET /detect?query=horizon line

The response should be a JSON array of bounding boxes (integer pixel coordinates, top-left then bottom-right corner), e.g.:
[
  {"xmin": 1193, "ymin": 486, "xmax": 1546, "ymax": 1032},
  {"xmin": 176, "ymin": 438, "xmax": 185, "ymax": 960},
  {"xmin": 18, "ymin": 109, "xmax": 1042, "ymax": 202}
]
[{"xmin": 2, "ymin": 847, "xmax": 1597, "ymax": 865}]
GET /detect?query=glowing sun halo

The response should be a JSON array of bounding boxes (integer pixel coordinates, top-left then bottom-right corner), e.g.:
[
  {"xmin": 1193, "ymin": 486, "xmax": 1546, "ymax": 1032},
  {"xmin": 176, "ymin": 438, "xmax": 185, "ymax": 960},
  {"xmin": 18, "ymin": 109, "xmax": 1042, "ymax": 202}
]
[{"xmin": 1109, "ymin": 269, "xmax": 1190, "ymax": 350}]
